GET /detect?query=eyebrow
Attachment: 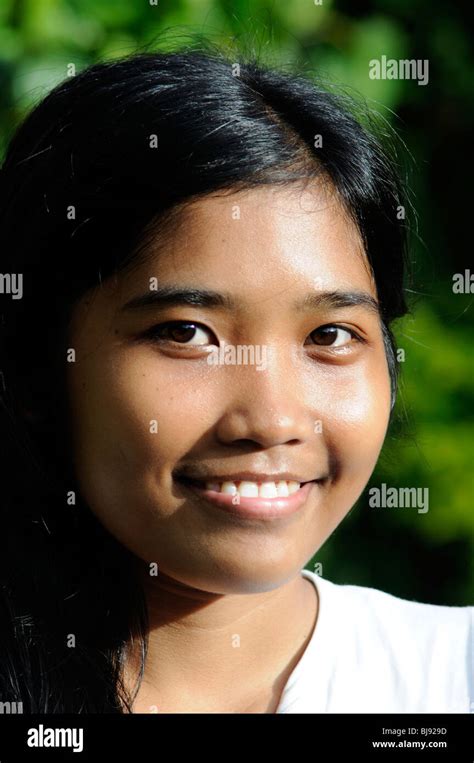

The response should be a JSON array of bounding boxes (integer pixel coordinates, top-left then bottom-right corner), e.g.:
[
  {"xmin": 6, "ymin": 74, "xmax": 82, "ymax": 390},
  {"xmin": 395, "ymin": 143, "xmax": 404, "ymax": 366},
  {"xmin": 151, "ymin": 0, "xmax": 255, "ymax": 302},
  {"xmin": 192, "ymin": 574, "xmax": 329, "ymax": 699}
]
[{"xmin": 120, "ymin": 285, "xmax": 380, "ymax": 316}]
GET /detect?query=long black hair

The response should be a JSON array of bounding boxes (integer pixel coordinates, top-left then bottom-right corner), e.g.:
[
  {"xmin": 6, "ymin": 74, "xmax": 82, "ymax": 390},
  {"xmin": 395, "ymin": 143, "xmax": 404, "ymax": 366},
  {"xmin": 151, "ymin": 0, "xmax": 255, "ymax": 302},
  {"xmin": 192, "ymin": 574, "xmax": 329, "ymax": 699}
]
[{"xmin": 0, "ymin": 41, "xmax": 410, "ymax": 712}]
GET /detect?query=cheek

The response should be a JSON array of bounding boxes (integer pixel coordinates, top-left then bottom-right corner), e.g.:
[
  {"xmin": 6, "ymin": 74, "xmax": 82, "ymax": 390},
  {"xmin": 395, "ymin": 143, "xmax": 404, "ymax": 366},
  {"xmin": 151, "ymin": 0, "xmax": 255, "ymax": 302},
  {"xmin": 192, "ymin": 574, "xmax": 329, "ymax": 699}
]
[
  {"xmin": 318, "ymin": 353, "xmax": 391, "ymax": 511},
  {"xmin": 67, "ymin": 350, "xmax": 215, "ymax": 503}
]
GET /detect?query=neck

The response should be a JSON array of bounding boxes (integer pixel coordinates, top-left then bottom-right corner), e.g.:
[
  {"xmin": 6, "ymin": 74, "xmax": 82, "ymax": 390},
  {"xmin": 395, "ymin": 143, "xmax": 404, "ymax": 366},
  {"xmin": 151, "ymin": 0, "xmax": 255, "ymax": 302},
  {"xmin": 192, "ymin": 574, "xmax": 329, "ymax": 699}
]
[{"xmin": 121, "ymin": 566, "xmax": 318, "ymax": 713}]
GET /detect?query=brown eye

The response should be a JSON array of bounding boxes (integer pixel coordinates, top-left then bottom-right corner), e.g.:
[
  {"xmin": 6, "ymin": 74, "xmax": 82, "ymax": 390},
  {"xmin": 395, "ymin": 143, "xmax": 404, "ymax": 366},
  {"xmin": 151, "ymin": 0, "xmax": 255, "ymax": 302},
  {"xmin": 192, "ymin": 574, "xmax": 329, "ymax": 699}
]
[
  {"xmin": 147, "ymin": 321, "xmax": 215, "ymax": 346},
  {"xmin": 308, "ymin": 325, "xmax": 355, "ymax": 347}
]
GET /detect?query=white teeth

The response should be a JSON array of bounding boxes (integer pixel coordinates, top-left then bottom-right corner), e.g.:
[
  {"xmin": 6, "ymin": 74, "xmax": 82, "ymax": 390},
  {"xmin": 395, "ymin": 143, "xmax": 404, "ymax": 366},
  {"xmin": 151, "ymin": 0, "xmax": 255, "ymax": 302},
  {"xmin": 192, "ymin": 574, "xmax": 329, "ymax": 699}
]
[
  {"xmin": 259, "ymin": 482, "xmax": 278, "ymax": 498},
  {"xmin": 236, "ymin": 481, "xmax": 259, "ymax": 497},
  {"xmin": 220, "ymin": 481, "xmax": 239, "ymax": 495},
  {"xmin": 276, "ymin": 480, "xmax": 290, "ymax": 497},
  {"xmin": 204, "ymin": 479, "xmax": 302, "ymax": 496}
]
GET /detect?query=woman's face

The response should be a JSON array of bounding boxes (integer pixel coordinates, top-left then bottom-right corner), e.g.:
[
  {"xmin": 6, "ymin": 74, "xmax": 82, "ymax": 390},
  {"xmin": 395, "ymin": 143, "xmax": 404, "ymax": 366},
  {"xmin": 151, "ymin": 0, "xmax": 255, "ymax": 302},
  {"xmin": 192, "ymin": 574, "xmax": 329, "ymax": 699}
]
[{"xmin": 67, "ymin": 181, "xmax": 391, "ymax": 593}]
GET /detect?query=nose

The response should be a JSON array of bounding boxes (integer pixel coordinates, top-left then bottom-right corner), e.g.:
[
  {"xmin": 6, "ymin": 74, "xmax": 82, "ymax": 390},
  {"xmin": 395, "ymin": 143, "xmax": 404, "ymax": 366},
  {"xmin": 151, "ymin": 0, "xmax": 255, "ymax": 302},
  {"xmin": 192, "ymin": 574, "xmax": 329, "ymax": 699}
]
[{"xmin": 214, "ymin": 345, "xmax": 317, "ymax": 448}]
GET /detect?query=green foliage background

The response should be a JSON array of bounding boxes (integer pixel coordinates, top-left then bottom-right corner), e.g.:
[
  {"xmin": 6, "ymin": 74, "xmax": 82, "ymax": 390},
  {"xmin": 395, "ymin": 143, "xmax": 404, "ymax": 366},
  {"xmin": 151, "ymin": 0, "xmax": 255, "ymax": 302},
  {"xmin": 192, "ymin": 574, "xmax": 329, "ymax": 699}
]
[{"xmin": 0, "ymin": 0, "xmax": 472, "ymax": 604}]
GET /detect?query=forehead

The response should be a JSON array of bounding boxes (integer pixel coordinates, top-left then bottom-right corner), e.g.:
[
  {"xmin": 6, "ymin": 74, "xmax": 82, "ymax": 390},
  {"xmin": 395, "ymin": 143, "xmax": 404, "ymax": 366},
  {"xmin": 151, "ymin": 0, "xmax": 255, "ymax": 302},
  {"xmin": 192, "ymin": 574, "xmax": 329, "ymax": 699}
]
[
  {"xmin": 134, "ymin": 181, "xmax": 375, "ymax": 295},
  {"xmin": 79, "ymin": 181, "xmax": 377, "ymax": 324}
]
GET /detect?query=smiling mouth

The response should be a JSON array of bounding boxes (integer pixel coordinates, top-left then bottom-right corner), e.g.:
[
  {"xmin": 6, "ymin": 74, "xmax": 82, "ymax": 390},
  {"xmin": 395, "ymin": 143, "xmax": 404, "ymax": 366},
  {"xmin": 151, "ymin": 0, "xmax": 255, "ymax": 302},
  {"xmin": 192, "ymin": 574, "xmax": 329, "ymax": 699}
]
[
  {"xmin": 175, "ymin": 476, "xmax": 321, "ymax": 521},
  {"xmin": 176, "ymin": 476, "xmax": 317, "ymax": 498}
]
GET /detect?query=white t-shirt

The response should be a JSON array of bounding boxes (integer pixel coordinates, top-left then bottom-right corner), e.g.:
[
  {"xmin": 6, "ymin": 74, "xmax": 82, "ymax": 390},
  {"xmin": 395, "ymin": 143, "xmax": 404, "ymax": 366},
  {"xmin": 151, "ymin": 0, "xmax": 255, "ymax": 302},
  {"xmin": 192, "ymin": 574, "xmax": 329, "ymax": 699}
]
[{"xmin": 275, "ymin": 568, "xmax": 473, "ymax": 713}]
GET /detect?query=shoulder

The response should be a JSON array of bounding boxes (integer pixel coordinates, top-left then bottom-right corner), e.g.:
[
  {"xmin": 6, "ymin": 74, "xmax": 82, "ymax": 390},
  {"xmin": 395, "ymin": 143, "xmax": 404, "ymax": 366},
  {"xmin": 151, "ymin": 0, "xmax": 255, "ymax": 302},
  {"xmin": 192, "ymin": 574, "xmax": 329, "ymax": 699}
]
[
  {"xmin": 307, "ymin": 568, "xmax": 473, "ymax": 636},
  {"xmin": 303, "ymin": 570, "xmax": 473, "ymax": 712}
]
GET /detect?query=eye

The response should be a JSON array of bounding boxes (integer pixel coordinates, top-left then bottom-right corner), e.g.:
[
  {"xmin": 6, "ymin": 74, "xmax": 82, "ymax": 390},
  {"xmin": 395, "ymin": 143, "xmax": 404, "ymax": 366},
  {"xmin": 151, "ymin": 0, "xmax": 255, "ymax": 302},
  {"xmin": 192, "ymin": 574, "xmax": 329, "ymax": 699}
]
[
  {"xmin": 144, "ymin": 321, "xmax": 217, "ymax": 346},
  {"xmin": 306, "ymin": 324, "xmax": 360, "ymax": 348}
]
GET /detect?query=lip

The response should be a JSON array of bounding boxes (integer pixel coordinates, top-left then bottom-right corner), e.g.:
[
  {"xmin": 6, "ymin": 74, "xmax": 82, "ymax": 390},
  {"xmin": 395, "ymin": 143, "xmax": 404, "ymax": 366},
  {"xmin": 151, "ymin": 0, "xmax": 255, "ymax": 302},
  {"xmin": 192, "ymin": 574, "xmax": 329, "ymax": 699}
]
[
  {"xmin": 177, "ymin": 478, "xmax": 318, "ymax": 521},
  {"xmin": 175, "ymin": 471, "xmax": 317, "ymax": 484}
]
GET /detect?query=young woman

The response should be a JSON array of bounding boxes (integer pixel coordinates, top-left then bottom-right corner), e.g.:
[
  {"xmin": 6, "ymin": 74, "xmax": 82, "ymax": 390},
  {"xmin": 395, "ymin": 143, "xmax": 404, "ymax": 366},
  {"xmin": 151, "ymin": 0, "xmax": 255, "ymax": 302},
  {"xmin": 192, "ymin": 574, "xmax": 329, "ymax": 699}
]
[{"xmin": 0, "ymin": 46, "xmax": 471, "ymax": 714}]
